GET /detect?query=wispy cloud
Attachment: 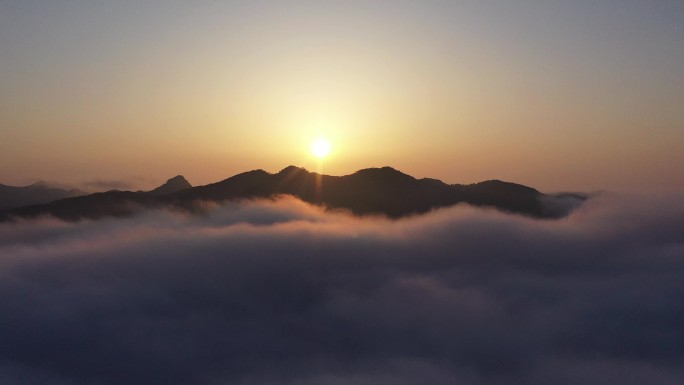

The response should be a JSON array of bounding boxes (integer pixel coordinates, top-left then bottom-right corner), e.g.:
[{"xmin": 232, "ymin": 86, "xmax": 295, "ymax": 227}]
[
  {"xmin": 0, "ymin": 194, "xmax": 683, "ymax": 385},
  {"xmin": 79, "ymin": 176, "xmax": 155, "ymax": 192}
]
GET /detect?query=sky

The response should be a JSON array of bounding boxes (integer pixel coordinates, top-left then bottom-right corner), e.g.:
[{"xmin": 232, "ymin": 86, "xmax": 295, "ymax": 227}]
[{"xmin": 1, "ymin": 0, "xmax": 683, "ymax": 193}]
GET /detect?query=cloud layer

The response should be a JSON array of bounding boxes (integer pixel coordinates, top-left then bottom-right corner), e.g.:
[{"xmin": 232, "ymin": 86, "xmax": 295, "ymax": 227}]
[{"xmin": 1, "ymin": 195, "xmax": 683, "ymax": 385}]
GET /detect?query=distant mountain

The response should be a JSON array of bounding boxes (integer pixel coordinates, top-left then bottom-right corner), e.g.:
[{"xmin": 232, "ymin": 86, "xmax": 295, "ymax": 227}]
[
  {"xmin": 148, "ymin": 175, "xmax": 192, "ymax": 196},
  {"xmin": 0, "ymin": 181, "xmax": 84, "ymax": 211},
  {"xmin": 0, "ymin": 167, "xmax": 587, "ymax": 221}
]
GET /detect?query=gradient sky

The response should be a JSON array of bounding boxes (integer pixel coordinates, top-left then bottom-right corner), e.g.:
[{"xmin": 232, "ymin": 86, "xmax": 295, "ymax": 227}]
[{"xmin": 1, "ymin": 0, "xmax": 683, "ymax": 193}]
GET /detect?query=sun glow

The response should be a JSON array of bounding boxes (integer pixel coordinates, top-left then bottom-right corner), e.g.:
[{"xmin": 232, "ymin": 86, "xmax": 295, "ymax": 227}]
[{"xmin": 311, "ymin": 138, "xmax": 331, "ymax": 159}]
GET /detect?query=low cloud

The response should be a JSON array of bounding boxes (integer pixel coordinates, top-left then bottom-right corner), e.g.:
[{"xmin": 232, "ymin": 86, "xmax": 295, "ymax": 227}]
[
  {"xmin": 80, "ymin": 176, "xmax": 154, "ymax": 192},
  {"xmin": 0, "ymin": 194, "xmax": 683, "ymax": 385}
]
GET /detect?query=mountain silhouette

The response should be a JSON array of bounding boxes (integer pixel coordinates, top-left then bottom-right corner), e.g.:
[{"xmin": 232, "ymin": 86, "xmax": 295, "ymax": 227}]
[
  {"xmin": 0, "ymin": 181, "xmax": 84, "ymax": 211},
  {"xmin": 148, "ymin": 175, "xmax": 192, "ymax": 196},
  {"xmin": 0, "ymin": 167, "xmax": 586, "ymax": 221}
]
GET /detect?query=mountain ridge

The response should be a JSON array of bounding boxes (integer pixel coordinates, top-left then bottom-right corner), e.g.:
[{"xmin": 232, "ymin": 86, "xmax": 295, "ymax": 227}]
[
  {"xmin": 0, "ymin": 182, "xmax": 85, "ymax": 211},
  {"xmin": 0, "ymin": 166, "xmax": 587, "ymax": 221}
]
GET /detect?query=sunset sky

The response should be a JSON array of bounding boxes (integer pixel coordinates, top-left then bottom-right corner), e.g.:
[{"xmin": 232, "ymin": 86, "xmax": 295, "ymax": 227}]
[{"xmin": 1, "ymin": 0, "xmax": 683, "ymax": 193}]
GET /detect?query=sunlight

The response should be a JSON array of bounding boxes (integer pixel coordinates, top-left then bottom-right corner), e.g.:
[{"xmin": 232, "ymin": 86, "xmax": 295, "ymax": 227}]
[{"xmin": 311, "ymin": 138, "xmax": 331, "ymax": 159}]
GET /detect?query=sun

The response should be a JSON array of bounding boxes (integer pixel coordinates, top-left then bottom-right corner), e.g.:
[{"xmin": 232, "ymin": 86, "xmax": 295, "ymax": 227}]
[{"xmin": 311, "ymin": 138, "xmax": 331, "ymax": 159}]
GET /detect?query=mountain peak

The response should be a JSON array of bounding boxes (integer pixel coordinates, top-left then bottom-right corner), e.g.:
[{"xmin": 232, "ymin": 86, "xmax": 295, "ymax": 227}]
[
  {"xmin": 277, "ymin": 165, "xmax": 308, "ymax": 175},
  {"xmin": 352, "ymin": 166, "xmax": 416, "ymax": 182},
  {"xmin": 168, "ymin": 175, "xmax": 190, "ymax": 184},
  {"xmin": 149, "ymin": 175, "xmax": 192, "ymax": 196}
]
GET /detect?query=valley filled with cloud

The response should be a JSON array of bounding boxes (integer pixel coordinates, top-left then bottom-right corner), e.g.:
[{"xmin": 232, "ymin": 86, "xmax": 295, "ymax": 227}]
[{"xmin": 1, "ymin": 195, "xmax": 683, "ymax": 384}]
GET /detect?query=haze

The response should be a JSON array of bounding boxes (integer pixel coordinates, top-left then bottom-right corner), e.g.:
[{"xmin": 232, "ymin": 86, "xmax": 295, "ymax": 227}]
[{"xmin": 2, "ymin": 1, "xmax": 683, "ymax": 192}]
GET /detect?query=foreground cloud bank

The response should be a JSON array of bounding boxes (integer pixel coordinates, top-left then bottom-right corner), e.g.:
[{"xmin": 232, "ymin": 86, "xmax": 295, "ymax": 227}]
[{"xmin": 1, "ymin": 195, "xmax": 683, "ymax": 385}]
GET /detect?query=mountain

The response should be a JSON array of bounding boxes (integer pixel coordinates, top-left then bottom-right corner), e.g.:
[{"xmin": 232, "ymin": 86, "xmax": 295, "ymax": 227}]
[
  {"xmin": 0, "ymin": 181, "xmax": 84, "ymax": 211},
  {"xmin": 148, "ymin": 175, "xmax": 192, "ymax": 196},
  {"xmin": 0, "ymin": 167, "xmax": 586, "ymax": 221}
]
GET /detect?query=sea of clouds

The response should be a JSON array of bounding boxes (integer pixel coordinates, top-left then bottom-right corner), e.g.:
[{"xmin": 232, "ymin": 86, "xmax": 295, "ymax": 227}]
[{"xmin": 1, "ymin": 194, "xmax": 683, "ymax": 385}]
